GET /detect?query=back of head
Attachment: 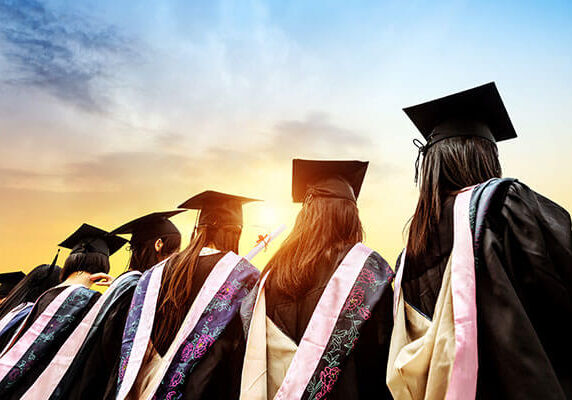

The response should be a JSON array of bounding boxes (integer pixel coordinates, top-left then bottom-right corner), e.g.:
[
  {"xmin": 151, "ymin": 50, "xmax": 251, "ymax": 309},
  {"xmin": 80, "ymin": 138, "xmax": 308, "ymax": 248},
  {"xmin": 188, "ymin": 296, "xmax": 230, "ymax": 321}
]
[
  {"xmin": 264, "ymin": 195, "xmax": 364, "ymax": 297},
  {"xmin": 407, "ymin": 136, "xmax": 502, "ymax": 260},
  {"xmin": 0, "ymin": 264, "xmax": 62, "ymax": 319},
  {"xmin": 153, "ymin": 224, "xmax": 241, "ymax": 352},
  {"xmin": 60, "ymin": 252, "xmax": 110, "ymax": 282},
  {"xmin": 128, "ymin": 233, "xmax": 181, "ymax": 273}
]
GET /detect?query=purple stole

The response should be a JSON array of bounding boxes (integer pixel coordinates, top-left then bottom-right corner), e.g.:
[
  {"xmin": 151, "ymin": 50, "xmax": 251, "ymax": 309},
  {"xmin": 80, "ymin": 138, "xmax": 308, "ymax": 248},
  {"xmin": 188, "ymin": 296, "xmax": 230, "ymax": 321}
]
[
  {"xmin": 116, "ymin": 251, "xmax": 260, "ymax": 400},
  {"xmin": 19, "ymin": 271, "xmax": 142, "ymax": 399},
  {"xmin": 0, "ymin": 285, "xmax": 99, "ymax": 395},
  {"xmin": 0, "ymin": 303, "xmax": 34, "ymax": 352},
  {"xmin": 241, "ymin": 243, "xmax": 394, "ymax": 400},
  {"xmin": 391, "ymin": 188, "xmax": 478, "ymax": 399}
]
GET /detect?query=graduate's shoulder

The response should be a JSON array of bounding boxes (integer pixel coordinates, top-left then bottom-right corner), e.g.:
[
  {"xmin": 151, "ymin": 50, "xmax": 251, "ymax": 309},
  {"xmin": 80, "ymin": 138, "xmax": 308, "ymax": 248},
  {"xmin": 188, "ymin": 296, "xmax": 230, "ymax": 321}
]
[
  {"xmin": 502, "ymin": 179, "xmax": 571, "ymax": 224},
  {"xmin": 362, "ymin": 246, "xmax": 393, "ymax": 270}
]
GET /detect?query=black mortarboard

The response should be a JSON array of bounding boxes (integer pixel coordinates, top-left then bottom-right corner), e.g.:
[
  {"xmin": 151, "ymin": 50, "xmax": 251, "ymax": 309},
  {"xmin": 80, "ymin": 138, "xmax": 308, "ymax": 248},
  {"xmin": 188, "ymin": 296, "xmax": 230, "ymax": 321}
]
[
  {"xmin": 110, "ymin": 210, "xmax": 185, "ymax": 244},
  {"xmin": 0, "ymin": 272, "xmax": 26, "ymax": 297},
  {"xmin": 404, "ymin": 82, "xmax": 517, "ymax": 182},
  {"xmin": 59, "ymin": 223, "xmax": 127, "ymax": 257},
  {"xmin": 404, "ymin": 82, "xmax": 517, "ymax": 146},
  {"xmin": 292, "ymin": 159, "xmax": 369, "ymax": 203},
  {"xmin": 178, "ymin": 191, "xmax": 260, "ymax": 226}
]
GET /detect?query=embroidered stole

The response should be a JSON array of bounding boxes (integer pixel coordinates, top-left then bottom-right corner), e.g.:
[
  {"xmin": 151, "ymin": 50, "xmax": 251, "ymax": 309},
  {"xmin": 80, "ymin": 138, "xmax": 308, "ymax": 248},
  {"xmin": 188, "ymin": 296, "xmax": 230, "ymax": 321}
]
[
  {"xmin": 240, "ymin": 243, "xmax": 394, "ymax": 400},
  {"xmin": 116, "ymin": 252, "xmax": 260, "ymax": 400},
  {"xmin": 387, "ymin": 188, "xmax": 479, "ymax": 400},
  {"xmin": 0, "ymin": 285, "xmax": 99, "ymax": 394},
  {"xmin": 19, "ymin": 271, "xmax": 141, "ymax": 399}
]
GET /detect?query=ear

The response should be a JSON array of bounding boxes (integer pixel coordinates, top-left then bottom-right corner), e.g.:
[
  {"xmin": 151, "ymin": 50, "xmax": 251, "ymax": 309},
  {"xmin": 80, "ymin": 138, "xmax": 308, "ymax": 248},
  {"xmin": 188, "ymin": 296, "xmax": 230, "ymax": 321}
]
[{"xmin": 154, "ymin": 238, "xmax": 164, "ymax": 253}]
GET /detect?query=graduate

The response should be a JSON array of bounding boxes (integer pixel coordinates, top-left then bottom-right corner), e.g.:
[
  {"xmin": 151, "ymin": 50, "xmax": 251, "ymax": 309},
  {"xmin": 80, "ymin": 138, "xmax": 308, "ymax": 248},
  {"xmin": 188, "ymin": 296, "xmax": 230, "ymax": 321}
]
[
  {"xmin": 0, "ymin": 264, "xmax": 61, "ymax": 352},
  {"xmin": 111, "ymin": 210, "xmax": 184, "ymax": 272},
  {"xmin": 114, "ymin": 191, "xmax": 261, "ymax": 400},
  {"xmin": 240, "ymin": 160, "xmax": 395, "ymax": 400},
  {"xmin": 387, "ymin": 82, "xmax": 572, "ymax": 399},
  {"xmin": 49, "ymin": 210, "xmax": 183, "ymax": 399},
  {"xmin": 0, "ymin": 223, "xmax": 125, "ymax": 400}
]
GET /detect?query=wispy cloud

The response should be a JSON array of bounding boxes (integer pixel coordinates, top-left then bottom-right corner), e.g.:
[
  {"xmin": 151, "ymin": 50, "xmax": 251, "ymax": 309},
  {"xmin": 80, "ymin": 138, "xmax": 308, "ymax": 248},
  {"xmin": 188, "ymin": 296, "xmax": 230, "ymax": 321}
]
[
  {"xmin": 0, "ymin": 111, "xmax": 387, "ymax": 195},
  {"xmin": 0, "ymin": 0, "xmax": 134, "ymax": 112},
  {"xmin": 272, "ymin": 112, "xmax": 371, "ymax": 155}
]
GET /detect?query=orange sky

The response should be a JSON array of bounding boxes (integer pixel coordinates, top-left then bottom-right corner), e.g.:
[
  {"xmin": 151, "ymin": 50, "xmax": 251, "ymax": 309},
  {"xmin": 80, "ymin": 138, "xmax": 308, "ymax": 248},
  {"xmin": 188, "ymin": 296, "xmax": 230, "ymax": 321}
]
[{"xmin": 1, "ymin": 153, "xmax": 571, "ymax": 278}]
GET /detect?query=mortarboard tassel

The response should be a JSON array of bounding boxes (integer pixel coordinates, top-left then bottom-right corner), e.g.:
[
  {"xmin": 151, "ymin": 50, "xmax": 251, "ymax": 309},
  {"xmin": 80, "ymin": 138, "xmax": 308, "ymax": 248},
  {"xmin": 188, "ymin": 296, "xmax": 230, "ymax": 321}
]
[
  {"xmin": 413, "ymin": 139, "xmax": 429, "ymax": 184},
  {"xmin": 192, "ymin": 209, "xmax": 200, "ymax": 241},
  {"xmin": 413, "ymin": 138, "xmax": 427, "ymax": 185},
  {"xmin": 48, "ymin": 248, "xmax": 60, "ymax": 275}
]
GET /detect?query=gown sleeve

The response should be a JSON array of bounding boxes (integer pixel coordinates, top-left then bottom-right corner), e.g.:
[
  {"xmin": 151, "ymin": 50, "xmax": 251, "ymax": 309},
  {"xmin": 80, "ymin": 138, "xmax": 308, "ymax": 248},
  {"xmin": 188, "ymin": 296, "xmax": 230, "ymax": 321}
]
[{"xmin": 475, "ymin": 181, "xmax": 572, "ymax": 399}]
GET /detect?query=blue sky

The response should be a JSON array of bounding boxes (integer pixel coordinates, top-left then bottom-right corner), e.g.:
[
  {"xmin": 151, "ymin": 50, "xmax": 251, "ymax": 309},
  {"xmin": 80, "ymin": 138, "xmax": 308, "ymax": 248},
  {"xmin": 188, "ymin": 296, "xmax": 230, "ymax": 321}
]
[{"xmin": 1, "ymin": 0, "xmax": 571, "ymax": 271}]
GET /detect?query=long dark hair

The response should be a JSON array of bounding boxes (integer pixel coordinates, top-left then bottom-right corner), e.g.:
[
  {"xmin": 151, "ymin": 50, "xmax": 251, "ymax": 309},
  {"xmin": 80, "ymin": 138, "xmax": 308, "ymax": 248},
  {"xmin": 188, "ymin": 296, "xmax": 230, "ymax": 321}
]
[
  {"xmin": 407, "ymin": 136, "xmax": 502, "ymax": 260},
  {"xmin": 60, "ymin": 252, "xmax": 110, "ymax": 281},
  {"xmin": 128, "ymin": 234, "xmax": 181, "ymax": 273},
  {"xmin": 0, "ymin": 264, "xmax": 61, "ymax": 319},
  {"xmin": 263, "ymin": 196, "xmax": 364, "ymax": 298},
  {"xmin": 153, "ymin": 224, "xmax": 241, "ymax": 352}
]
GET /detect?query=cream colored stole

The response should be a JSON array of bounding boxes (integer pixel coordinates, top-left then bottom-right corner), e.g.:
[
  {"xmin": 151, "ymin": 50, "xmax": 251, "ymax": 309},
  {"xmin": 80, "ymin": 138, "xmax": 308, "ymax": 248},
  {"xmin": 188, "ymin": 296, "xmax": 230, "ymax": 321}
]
[
  {"xmin": 386, "ymin": 188, "xmax": 478, "ymax": 400},
  {"xmin": 267, "ymin": 318, "xmax": 297, "ymax": 398},
  {"xmin": 387, "ymin": 256, "xmax": 456, "ymax": 399},
  {"xmin": 126, "ymin": 342, "xmax": 163, "ymax": 400},
  {"xmin": 240, "ymin": 278, "xmax": 297, "ymax": 400}
]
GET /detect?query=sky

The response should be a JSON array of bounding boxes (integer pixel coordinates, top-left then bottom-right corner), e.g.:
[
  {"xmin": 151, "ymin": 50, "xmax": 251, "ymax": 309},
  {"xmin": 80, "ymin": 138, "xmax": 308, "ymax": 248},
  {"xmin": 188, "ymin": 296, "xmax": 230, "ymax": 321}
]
[{"xmin": 1, "ymin": 0, "xmax": 571, "ymax": 276}]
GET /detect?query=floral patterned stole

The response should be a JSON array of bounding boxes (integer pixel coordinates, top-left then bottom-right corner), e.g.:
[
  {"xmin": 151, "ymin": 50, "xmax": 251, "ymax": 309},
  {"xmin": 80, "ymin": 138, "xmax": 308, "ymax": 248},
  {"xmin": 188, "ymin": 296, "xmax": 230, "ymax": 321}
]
[
  {"xmin": 0, "ymin": 285, "xmax": 99, "ymax": 397},
  {"xmin": 240, "ymin": 243, "xmax": 394, "ymax": 400},
  {"xmin": 116, "ymin": 252, "xmax": 260, "ymax": 400}
]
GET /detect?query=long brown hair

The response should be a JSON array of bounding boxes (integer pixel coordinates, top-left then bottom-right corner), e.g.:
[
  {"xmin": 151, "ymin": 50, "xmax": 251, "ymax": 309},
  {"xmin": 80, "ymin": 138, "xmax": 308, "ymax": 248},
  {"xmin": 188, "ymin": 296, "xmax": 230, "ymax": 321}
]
[
  {"xmin": 153, "ymin": 224, "xmax": 241, "ymax": 352},
  {"xmin": 128, "ymin": 234, "xmax": 181, "ymax": 273},
  {"xmin": 407, "ymin": 136, "xmax": 502, "ymax": 260},
  {"xmin": 263, "ymin": 196, "xmax": 364, "ymax": 298}
]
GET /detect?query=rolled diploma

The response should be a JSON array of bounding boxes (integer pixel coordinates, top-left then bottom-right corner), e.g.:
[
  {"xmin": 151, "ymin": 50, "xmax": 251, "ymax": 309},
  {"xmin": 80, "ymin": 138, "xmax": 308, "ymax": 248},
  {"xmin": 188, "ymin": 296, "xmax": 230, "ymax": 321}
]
[{"xmin": 245, "ymin": 224, "xmax": 287, "ymax": 261}]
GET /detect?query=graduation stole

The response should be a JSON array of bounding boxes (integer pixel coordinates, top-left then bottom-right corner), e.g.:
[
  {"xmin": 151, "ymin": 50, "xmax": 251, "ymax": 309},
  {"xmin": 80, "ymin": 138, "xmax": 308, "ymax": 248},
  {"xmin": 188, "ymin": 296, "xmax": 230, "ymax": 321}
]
[
  {"xmin": 0, "ymin": 303, "xmax": 34, "ymax": 347},
  {"xmin": 19, "ymin": 271, "xmax": 142, "ymax": 400},
  {"xmin": 0, "ymin": 284, "xmax": 99, "ymax": 394},
  {"xmin": 116, "ymin": 251, "xmax": 260, "ymax": 400},
  {"xmin": 388, "ymin": 188, "xmax": 479, "ymax": 400},
  {"xmin": 240, "ymin": 243, "xmax": 394, "ymax": 400}
]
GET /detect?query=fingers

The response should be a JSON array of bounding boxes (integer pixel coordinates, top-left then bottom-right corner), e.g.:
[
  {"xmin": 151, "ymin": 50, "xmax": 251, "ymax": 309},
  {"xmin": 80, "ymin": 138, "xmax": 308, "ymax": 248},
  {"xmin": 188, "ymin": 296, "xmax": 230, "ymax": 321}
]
[{"xmin": 90, "ymin": 273, "xmax": 114, "ymax": 286}]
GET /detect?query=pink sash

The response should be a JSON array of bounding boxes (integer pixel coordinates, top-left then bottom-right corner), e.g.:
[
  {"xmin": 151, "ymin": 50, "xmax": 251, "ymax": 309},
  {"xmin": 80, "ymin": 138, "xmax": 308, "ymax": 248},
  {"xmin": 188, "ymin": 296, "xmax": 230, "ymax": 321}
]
[
  {"xmin": 21, "ymin": 272, "xmax": 141, "ymax": 399},
  {"xmin": 117, "ymin": 252, "xmax": 243, "ymax": 400},
  {"xmin": 447, "ymin": 189, "xmax": 478, "ymax": 399},
  {"xmin": 0, "ymin": 285, "xmax": 81, "ymax": 380},
  {"xmin": 116, "ymin": 261, "xmax": 166, "ymax": 400},
  {"xmin": 392, "ymin": 188, "xmax": 478, "ymax": 399},
  {"xmin": 274, "ymin": 243, "xmax": 373, "ymax": 399}
]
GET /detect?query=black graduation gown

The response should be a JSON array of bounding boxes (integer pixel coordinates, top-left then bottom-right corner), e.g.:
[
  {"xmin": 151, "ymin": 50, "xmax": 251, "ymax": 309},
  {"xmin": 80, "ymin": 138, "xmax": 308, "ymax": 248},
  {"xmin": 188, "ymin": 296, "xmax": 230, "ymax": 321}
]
[
  {"xmin": 149, "ymin": 253, "xmax": 247, "ymax": 400},
  {"xmin": 1, "ymin": 286, "xmax": 100, "ymax": 400},
  {"xmin": 264, "ymin": 246, "xmax": 394, "ymax": 400},
  {"xmin": 49, "ymin": 273, "xmax": 140, "ymax": 400},
  {"xmin": 401, "ymin": 180, "xmax": 572, "ymax": 399}
]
